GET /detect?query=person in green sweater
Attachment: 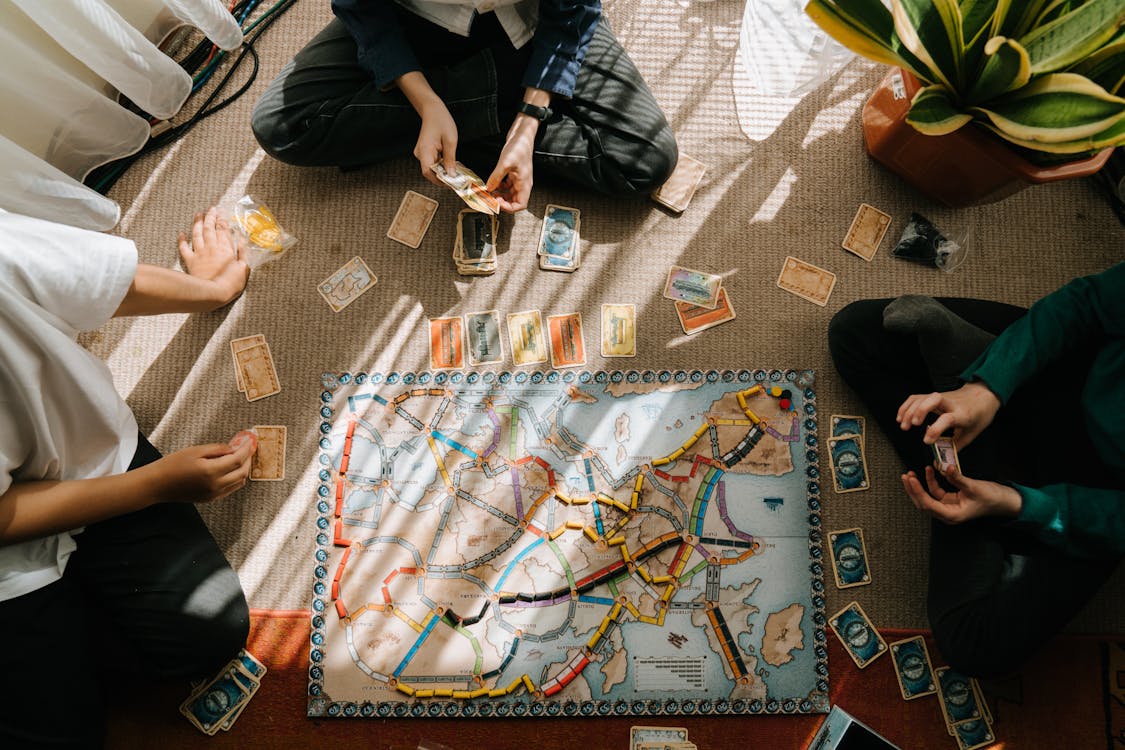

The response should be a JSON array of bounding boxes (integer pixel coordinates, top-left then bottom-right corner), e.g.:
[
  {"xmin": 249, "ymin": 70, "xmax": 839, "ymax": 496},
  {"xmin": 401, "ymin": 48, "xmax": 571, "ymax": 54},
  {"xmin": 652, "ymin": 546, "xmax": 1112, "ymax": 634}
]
[{"xmin": 828, "ymin": 261, "xmax": 1124, "ymax": 677}]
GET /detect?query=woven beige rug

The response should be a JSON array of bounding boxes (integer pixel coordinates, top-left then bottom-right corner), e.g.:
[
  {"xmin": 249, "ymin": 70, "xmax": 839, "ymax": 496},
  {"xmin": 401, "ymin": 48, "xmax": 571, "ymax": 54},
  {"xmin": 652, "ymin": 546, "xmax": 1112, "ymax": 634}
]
[{"xmin": 91, "ymin": 0, "xmax": 1124, "ymax": 631}]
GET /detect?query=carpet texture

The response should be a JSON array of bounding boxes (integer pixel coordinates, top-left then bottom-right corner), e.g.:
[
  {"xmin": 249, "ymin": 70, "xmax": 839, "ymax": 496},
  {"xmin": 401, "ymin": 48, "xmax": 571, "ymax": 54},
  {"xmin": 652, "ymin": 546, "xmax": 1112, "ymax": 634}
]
[
  {"xmin": 104, "ymin": 610, "xmax": 1125, "ymax": 749},
  {"xmin": 86, "ymin": 0, "xmax": 1124, "ymax": 644}
]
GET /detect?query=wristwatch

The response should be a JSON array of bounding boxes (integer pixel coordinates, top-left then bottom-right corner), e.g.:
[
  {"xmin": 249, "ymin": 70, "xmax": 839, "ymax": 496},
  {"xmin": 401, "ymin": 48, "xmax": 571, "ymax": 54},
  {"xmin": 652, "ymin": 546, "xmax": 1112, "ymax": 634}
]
[{"xmin": 517, "ymin": 101, "xmax": 552, "ymax": 121}]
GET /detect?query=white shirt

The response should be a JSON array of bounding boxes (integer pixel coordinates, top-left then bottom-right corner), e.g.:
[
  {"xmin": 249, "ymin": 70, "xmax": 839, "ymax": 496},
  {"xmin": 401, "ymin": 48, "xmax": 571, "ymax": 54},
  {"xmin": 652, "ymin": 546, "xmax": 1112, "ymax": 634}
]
[
  {"xmin": 396, "ymin": 0, "xmax": 538, "ymax": 49},
  {"xmin": 0, "ymin": 211, "xmax": 138, "ymax": 601}
]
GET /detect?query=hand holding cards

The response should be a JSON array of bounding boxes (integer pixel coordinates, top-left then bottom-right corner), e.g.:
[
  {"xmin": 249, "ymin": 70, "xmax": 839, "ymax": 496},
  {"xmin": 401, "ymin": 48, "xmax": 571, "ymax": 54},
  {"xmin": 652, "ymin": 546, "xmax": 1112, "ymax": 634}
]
[{"xmin": 430, "ymin": 161, "xmax": 499, "ymax": 215}]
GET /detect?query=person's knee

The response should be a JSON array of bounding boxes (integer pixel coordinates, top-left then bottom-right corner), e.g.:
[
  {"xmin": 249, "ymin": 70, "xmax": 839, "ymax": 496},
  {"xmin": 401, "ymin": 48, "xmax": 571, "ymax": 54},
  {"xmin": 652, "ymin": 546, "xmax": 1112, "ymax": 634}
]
[
  {"xmin": 250, "ymin": 94, "xmax": 290, "ymax": 163},
  {"xmin": 605, "ymin": 124, "xmax": 678, "ymax": 195},
  {"xmin": 161, "ymin": 569, "xmax": 251, "ymax": 678},
  {"xmin": 828, "ymin": 300, "xmax": 879, "ymax": 370},
  {"xmin": 930, "ymin": 609, "xmax": 1025, "ymax": 678}
]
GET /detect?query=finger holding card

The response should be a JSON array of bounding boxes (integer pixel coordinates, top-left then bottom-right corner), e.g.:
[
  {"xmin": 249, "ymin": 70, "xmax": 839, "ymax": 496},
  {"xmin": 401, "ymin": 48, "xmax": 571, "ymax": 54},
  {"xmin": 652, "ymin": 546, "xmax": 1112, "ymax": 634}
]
[{"xmin": 250, "ymin": 425, "xmax": 286, "ymax": 481}]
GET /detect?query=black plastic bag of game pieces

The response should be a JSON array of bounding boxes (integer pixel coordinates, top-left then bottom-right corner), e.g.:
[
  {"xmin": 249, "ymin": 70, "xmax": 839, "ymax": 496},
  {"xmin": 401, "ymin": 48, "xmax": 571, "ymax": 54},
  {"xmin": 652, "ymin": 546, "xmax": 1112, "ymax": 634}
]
[{"xmin": 892, "ymin": 211, "xmax": 973, "ymax": 272}]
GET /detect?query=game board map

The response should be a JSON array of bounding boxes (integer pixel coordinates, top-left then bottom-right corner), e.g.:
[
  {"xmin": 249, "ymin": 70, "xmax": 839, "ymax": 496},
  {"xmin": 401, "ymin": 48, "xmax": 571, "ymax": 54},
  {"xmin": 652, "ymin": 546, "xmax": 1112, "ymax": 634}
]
[{"xmin": 308, "ymin": 368, "xmax": 828, "ymax": 719}]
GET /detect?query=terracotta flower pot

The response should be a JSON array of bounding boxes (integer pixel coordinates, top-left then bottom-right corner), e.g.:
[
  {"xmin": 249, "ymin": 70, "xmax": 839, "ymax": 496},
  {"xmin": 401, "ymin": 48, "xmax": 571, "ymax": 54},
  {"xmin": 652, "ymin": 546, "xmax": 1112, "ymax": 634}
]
[{"xmin": 861, "ymin": 68, "xmax": 1114, "ymax": 207}]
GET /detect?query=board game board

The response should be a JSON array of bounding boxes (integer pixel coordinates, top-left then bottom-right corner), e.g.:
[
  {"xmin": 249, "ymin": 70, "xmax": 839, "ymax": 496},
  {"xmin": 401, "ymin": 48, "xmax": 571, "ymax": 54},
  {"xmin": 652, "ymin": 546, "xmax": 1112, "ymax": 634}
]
[{"xmin": 308, "ymin": 368, "xmax": 828, "ymax": 719}]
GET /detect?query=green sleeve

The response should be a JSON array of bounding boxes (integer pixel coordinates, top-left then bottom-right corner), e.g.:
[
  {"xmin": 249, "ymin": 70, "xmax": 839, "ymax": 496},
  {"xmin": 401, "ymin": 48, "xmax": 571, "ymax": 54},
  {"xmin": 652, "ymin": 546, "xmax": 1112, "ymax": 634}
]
[
  {"xmin": 961, "ymin": 262, "xmax": 1125, "ymax": 403},
  {"xmin": 1012, "ymin": 483, "xmax": 1125, "ymax": 559}
]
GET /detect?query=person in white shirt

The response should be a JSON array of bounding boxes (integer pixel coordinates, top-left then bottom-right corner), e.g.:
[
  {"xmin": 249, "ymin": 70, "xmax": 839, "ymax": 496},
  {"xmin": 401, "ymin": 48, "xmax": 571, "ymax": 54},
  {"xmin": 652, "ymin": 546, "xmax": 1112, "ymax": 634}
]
[
  {"xmin": 251, "ymin": 0, "xmax": 678, "ymax": 211},
  {"xmin": 0, "ymin": 207, "xmax": 255, "ymax": 748}
]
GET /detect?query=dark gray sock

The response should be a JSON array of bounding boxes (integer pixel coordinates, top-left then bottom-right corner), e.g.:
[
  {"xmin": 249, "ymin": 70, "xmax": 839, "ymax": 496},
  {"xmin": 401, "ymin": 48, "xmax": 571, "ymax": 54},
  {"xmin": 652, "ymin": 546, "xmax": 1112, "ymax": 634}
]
[{"xmin": 883, "ymin": 295, "xmax": 996, "ymax": 391}]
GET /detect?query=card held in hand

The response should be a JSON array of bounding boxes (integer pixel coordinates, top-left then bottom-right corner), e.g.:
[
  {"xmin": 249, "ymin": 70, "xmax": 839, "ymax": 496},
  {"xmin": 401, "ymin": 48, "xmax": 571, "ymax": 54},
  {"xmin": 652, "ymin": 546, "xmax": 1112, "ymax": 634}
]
[
  {"xmin": 430, "ymin": 162, "xmax": 499, "ymax": 214},
  {"xmin": 387, "ymin": 190, "xmax": 438, "ymax": 248},
  {"xmin": 318, "ymin": 256, "xmax": 377, "ymax": 313},
  {"xmin": 776, "ymin": 256, "xmax": 837, "ymax": 307},
  {"xmin": 250, "ymin": 425, "xmax": 286, "ymax": 481}
]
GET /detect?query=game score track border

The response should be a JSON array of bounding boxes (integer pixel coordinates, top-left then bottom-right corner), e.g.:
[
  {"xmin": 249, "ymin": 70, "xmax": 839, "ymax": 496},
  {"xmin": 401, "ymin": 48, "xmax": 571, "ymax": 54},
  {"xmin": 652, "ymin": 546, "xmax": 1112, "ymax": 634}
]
[{"xmin": 307, "ymin": 367, "xmax": 828, "ymax": 719}]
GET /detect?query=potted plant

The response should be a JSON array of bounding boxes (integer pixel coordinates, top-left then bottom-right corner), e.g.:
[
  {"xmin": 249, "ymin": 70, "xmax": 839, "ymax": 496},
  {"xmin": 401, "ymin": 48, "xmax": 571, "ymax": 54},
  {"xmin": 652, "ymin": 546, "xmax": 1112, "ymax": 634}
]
[{"xmin": 805, "ymin": 0, "xmax": 1125, "ymax": 206}]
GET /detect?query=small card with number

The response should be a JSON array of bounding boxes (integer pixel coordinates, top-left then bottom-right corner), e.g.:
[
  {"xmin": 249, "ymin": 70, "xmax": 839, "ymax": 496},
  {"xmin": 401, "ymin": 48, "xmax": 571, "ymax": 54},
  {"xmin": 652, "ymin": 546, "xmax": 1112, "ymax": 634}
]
[
  {"xmin": 675, "ymin": 286, "xmax": 736, "ymax": 335},
  {"xmin": 429, "ymin": 316, "xmax": 465, "ymax": 370},
  {"xmin": 932, "ymin": 435, "xmax": 961, "ymax": 474},
  {"xmin": 776, "ymin": 256, "xmax": 837, "ymax": 307},
  {"xmin": 601, "ymin": 303, "xmax": 636, "ymax": 357},
  {"xmin": 234, "ymin": 341, "xmax": 281, "ymax": 402},
  {"xmin": 547, "ymin": 313, "xmax": 586, "ymax": 368},
  {"xmin": 829, "ymin": 601, "xmax": 887, "ymax": 669},
  {"xmin": 630, "ymin": 726, "xmax": 689, "ymax": 749},
  {"xmin": 843, "ymin": 202, "xmax": 892, "ymax": 261},
  {"xmin": 889, "ymin": 635, "xmax": 937, "ymax": 700},
  {"xmin": 230, "ymin": 334, "xmax": 265, "ymax": 392},
  {"xmin": 507, "ymin": 310, "xmax": 547, "ymax": 366},
  {"xmin": 663, "ymin": 265, "xmax": 722, "ymax": 309},
  {"xmin": 250, "ymin": 425, "xmax": 286, "ymax": 481},
  {"xmin": 465, "ymin": 310, "xmax": 504, "ymax": 365},
  {"xmin": 318, "ymin": 256, "xmax": 377, "ymax": 312},
  {"xmin": 387, "ymin": 190, "xmax": 438, "ymax": 248},
  {"xmin": 828, "ymin": 527, "xmax": 871, "ymax": 589},
  {"xmin": 651, "ymin": 153, "xmax": 707, "ymax": 213}
]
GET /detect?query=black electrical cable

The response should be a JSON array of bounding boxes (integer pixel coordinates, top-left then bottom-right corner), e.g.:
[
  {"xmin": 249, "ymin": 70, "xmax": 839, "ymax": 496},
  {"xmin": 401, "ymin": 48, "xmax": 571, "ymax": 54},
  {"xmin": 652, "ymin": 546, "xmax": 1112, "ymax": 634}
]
[{"xmin": 85, "ymin": 0, "xmax": 296, "ymax": 194}]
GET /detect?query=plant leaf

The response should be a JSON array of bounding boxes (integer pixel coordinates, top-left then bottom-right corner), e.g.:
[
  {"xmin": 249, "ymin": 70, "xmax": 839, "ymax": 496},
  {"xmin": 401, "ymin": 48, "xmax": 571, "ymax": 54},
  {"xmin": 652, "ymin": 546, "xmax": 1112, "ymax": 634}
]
[
  {"xmin": 1068, "ymin": 31, "xmax": 1125, "ymax": 94},
  {"xmin": 960, "ymin": 0, "xmax": 1004, "ymax": 73},
  {"xmin": 804, "ymin": 0, "xmax": 910, "ymax": 69},
  {"xmin": 971, "ymin": 72, "xmax": 1125, "ymax": 142},
  {"xmin": 982, "ymin": 114, "xmax": 1125, "ymax": 152},
  {"xmin": 967, "ymin": 36, "xmax": 1032, "ymax": 102},
  {"xmin": 907, "ymin": 84, "xmax": 975, "ymax": 133},
  {"xmin": 1003, "ymin": 0, "xmax": 1054, "ymax": 38},
  {"xmin": 891, "ymin": 0, "xmax": 966, "ymax": 89},
  {"xmin": 1021, "ymin": 0, "xmax": 1125, "ymax": 74}
]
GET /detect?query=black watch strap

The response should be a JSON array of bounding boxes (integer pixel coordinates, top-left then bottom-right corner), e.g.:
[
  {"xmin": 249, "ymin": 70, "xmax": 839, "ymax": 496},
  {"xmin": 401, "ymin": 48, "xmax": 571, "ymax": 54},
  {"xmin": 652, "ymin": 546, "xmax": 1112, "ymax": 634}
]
[{"xmin": 517, "ymin": 101, "xmax": 552, "ymax": 121}]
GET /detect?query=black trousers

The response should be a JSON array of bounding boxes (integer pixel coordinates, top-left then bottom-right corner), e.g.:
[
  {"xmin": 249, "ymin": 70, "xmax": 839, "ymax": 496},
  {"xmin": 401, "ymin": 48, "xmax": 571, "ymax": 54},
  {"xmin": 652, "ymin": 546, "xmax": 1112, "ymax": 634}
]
[
  {"xmin": 0, "ymin": 434, "xmax": 250, "ymax": 748},
  {"xmin": 251, "ymin": 10, "xmax": 678, "ymax": 194},
  {"xmin": 828, "ymin": 299, "xmax": 1120, "ymax": 677}
]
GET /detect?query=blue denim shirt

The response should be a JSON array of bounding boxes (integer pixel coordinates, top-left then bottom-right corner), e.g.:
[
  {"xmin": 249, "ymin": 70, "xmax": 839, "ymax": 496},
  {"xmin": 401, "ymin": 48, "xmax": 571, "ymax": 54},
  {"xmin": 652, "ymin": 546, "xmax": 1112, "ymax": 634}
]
[{"xmin": 331, "ymin": 0, "xmax": 600, "ymax": 98}]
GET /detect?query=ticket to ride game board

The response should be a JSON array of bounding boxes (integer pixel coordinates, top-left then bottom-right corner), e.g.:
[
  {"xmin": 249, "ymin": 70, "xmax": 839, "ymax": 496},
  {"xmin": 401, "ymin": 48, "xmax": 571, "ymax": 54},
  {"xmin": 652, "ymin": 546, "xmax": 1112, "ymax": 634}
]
[{"xmin": 308, "ymin": 368, "xmax": 828, "ymax": 719}]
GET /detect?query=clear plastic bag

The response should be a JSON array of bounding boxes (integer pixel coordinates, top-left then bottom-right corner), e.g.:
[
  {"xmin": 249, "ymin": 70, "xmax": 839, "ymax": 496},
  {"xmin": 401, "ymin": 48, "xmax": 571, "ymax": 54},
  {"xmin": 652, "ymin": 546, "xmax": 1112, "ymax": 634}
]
[
  {"xmin": 892, "ymin": 210, "xmax": 975, "ymax": 273},
  {"xmin": 231, "ymin": 194, "xmax": 296, "ymax": 268}
]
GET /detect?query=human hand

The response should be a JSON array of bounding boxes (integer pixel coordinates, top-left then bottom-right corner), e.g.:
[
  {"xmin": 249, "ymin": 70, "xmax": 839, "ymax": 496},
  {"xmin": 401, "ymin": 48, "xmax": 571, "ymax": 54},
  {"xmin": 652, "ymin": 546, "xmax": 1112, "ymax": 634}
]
[
  {"xmin": 901, "ymin": 465, "xmax": 1022, "ymax": 524},
  {"xmin": 415, "ymin": 99, "xmax": 459, "ymax": 186},
  {"xmin": 146, "ymin": 431, "xmax": 257, "ymax": 504},
  {"xmin": 896, "ymin": 381, "xmax": 1001, "ymax": 449},
  {"xmin": 486, "ymin": 115, "xmax": 537, "ymax": 212},
  {"xmin": 179, "ymin": 207, "xmax": 249, "ymax": 309}
]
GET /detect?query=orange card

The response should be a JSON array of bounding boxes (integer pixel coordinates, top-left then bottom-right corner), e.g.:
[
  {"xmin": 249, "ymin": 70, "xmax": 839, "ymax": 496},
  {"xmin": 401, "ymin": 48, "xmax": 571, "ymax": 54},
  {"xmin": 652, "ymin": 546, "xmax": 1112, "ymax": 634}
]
[
  {"xmin": 547, "ymin": 313, "xmax": 586, "ymax": 368},
  {"xmin": 429, "ymin": 317, "xmax": 464, "ymax": 370}
]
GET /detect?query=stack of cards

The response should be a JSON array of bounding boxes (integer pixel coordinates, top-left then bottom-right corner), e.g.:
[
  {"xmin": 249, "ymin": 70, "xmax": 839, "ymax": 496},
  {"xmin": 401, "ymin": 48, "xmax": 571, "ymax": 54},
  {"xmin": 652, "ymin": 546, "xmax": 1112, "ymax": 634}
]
[
  {"xmin": 842, "ymin": 202, "xmax": 892, "ymax": 261},
  {"xmin": 537, "ymin": 204, "xmax": 581, "ymax": 272},
  {"xmin": 630, "ymin": 725, "xmax": 694, "ymax": 750},
  {"xmin": 430, "ymin": 162, "xmax": 499, "ymax": 215},
  {"xmin": 230, "ymin": 334, "xmax": 281, "ymax": 402},
  {"xmin": 387, "ymin": 190, "xmax": 438, "ymax": 248},
  {"xmin": 249, "ymin": 425, "xmax": 286, "ymax": 481},
  {"xmin": 651, "ymin": 153, "xmax": 707, "ymax": 213},
  {"xmin": 936, "ymin": 666, "xmax": 995, "ymax": 749},
  {"xmin": 453, "ymin": 209, "xmax": 499, "ymax": 276},
  {"xmin": 828, "ymin": 414, "xmax": 869, "ymax": 493},
  {"xmin": 662, "ymin": 266, "xmax": 736, "ymax": 335},
  {"xmin": 776, "ymin": 256, "xmax": 837, "ymax": 307},
  {"xmin": 318, "ymin": 256, "xmax": 377, "ymax": 313},
  {"xmin": 180, "ymin": 649, "xmax": 266, "ymax": 735}
]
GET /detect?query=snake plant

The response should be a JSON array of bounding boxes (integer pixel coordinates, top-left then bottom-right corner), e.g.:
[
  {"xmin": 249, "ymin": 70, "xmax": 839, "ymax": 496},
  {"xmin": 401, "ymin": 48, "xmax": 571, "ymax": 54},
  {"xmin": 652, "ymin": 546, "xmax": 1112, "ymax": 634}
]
[{"xmin": 805, "ymin": 0, "xmax": 1125, "ymax": 155}]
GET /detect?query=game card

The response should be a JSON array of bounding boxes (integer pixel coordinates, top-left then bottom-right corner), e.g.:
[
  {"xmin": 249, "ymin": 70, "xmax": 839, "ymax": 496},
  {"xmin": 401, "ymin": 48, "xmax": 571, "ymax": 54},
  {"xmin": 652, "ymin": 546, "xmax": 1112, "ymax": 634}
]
[
  {"xmin": 842, "ymin": 202, "xmax": 892, "ymax": 261},
  {"xmin": 318, "ymin": 256, "xmax": 377, "ymax": 312},
  {"xmin": 229, "ymin": 334, "xmax": 264, "ymax": 392},
  {"xmin": 932, "ymin": 435, "xmax": 961, "ymax": 474},
  {"xmin": 457, "ymin": 210, "xmax": 497, "ymax": 264},
  {"xmin": 631, "ymin": 726, "xmax": 689, "ymax": 749},
  {"xmin": 828, "ymin": 527, "xmax": 871, "ymax": 589},
  {"xmin": 952, "ymin": 719, "xmax": 995, "ymax": 750},
  {"xmin": 663, "ymin": 265, "xmax": 722, "ymax": 309},
  {"xmin": 465, "ymin": 310, "xmax": 504, "ymax": 365},
  {"xmin": 547, "ymin": 313, "xmax": 586, "ymax": 368},
  {"xmin": 936, "ymin": 667, "xmax": 987, "ymax": 732},
  {"xmin": 234, "ymin": 342, "xmax": 281, "ymax": 402},
  {"xmin": 601, "ymin": 303, "xmax": 636, "ymax": 357},
  {"xmin": 506, "ymin": 310, "xmax": 547, "ymax": 366},
  {"xmin": 430, "ymin": 161, "xmax": 499, "ymax": 214},
  {"xmin": 889, "ymin": 635, "xmax": 937, "ymax": 700},
  {"xmin": 429, "ymin": 317, "xmax": 465, "ymax": 370},
  {"xmin": 180, "ymin": 665, "xmax": 255, "ymax": 735},
  {"xmin": 250, "ymin": 425, "xmax": 286, "ymax": 481},
  {"xmin": 651, "ymin": 153, "xmax": 707, "ymax": 213},
  {"xmin": 829, "ymin": 601, "xmax": 887, "ymax": 669},
  {"xmin": 675, "ymin": 286, "xmax": 736, "ymax": 335},
  {"xmin": 776, "ymin": 256, "xmax": 837, "ymax": 307},
  {"xmin": 536, "ymin": 205, "xmax": 580, "ymax": 261},
  {"xmin": 387, "ymin": 190, "xmax": 438, "ymax": 248},
  {"xmin": 830, "ymin": 414, "xmax": 866, "ymax": 446},
  {"xmin": 828, "ymin": 434, "xmax": 869, "ymax": 493}
]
